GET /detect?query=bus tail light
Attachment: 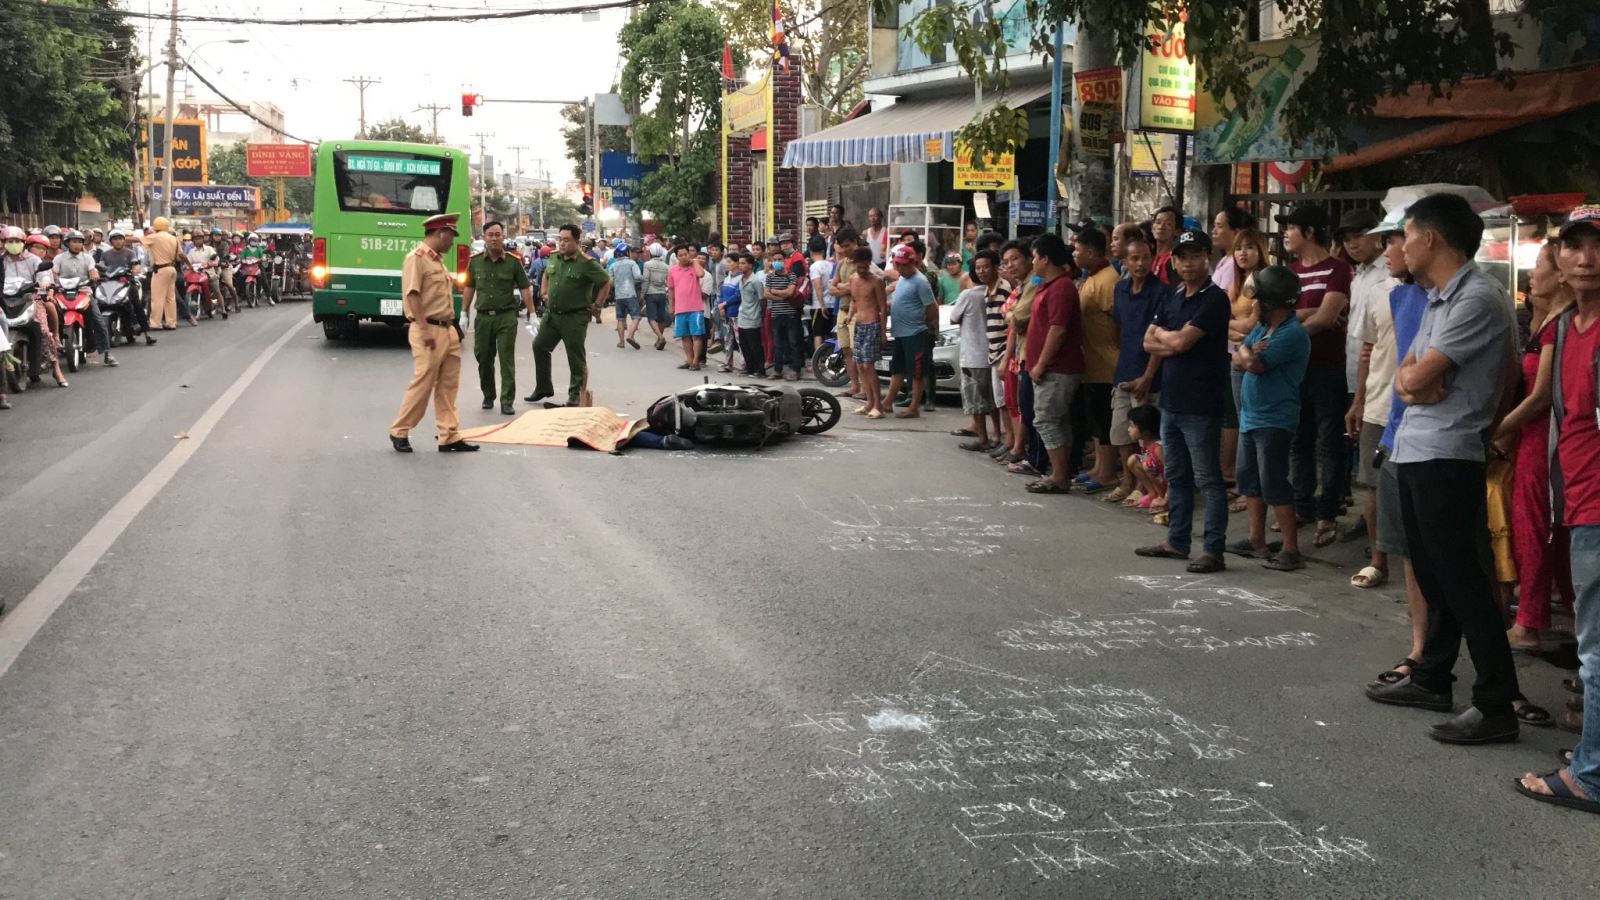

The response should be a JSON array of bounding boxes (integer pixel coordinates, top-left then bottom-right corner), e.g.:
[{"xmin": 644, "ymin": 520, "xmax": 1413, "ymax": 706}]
[
  {"xmin": 455, "ymin": 243, "xmax": 469, "ymax": 285},
  {"xmin": 311, "ymin": 238, "xmax": 328, "ymax": 286}
]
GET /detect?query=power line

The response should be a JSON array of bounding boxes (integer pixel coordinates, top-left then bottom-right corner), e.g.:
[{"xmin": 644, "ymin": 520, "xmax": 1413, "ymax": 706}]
[
  {"xmin": 183, "ymin": 62, "xmax": 318, "ymax": 145},
  {"xmin": 9, "ymin": 0, "xmax": 653, "ymax": 27},
  {"xmin": 344, "ymin": 76, "xmax": 382, "ymax": 138}
]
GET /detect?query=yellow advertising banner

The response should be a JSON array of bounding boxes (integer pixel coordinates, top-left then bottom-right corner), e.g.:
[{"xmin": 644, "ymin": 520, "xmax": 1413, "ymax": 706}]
[
  {"xmin": 723, "ymin": 75, "xmax": 769, "ymax": 136},
  {"xmin": 1134, "ymin": 18, "xmax": 1196, "ymax": 133},
  {"xmin": 953, "ymin": 147, "xmax": 1015, "ymax": 191},
  {"xmin": 924, "ymin": 137, "xmax": 945, "ymax": 162}
]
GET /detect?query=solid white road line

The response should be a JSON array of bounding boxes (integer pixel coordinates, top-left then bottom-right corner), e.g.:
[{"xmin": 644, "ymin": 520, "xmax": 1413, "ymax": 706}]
[{"xmin": 0, "ymin": 314, "xmax": 312, "ymax": 679}]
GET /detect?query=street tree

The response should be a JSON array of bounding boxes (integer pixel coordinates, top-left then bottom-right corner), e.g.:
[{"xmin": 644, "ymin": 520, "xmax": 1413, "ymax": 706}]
[
  {"xmin": 0, "ymin": 0, "xmax": 139, "ymax": 218},
  {"xmin": 885, "ymin": 0, "xmax": 1583, "ymax": 160},
  {"xmin": 716, "ymin": 0, "xmax": 870, "ymax": 125},
  {"xmin": 618, "ymin": 0, "xmax": 728, "ymax": 236},
  {"xmin": 207, "ymin": 142, "xmax": 315, "ymax": 216},
  {"xmin": 361, "ymin": 117, "xmax": 439, "ymax": 144}
]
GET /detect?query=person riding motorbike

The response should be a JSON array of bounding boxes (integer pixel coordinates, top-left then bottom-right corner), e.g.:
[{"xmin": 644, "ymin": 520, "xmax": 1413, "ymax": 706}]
[
  {"xmin": 42, "ymin": 224, "xmax": 63, "ymax": 260},
  {"xmin": 239, "ymin": 234, "xmax": 269, "ymax": 306},
  {"xmin": 99, "ymin": 230, "xmax": 154, "ymax": 346},
  {"xmin": 208, "ymin": 229, "xmax": 239, "ymax": 313},
  {"xmin": 185, "ymin": 234, "xmax": 227, "ymax": 320},
  {"xmin": 19, "ymin": 234, "xmax": 68, "ymax": 386},
  {"xmin": 56, "ymin": 231, "xmax": 116, "ymax": 367},
  {"xmin": 4, "ymin": 226, "xmax": 45, "ymax": 385}
]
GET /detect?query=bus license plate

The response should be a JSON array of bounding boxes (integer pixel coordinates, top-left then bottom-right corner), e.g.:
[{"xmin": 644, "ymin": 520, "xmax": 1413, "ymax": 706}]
[{"xmin": 380, "ymin": 298, "xmax": 402, "ymax": 316}]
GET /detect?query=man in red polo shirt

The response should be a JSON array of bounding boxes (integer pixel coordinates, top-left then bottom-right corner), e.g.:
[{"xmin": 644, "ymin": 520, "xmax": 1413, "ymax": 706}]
[{"xmin": 1023, "ymin": 232, "xmax": 1085, "ymax": 494}]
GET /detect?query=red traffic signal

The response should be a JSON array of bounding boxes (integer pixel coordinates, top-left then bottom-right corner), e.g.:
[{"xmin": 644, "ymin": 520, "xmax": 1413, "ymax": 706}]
[
  {"xmin": 578, "ymin": 182, "xmax": 594, "ymax": 215},
  {"xmin": 461, "ymin": 92, "xmax": 482, "ymax": 116}
]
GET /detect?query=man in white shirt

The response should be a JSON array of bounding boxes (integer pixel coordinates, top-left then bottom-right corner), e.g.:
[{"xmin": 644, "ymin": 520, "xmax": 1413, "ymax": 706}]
[
  {"xmin": 1337, "ymin": 209, "xmax": 1385, "ymax": 401},
  {"xmin": 1343, "ymin": 211, "xmax": 1402, "ymax": 579},
  {"xmin": 806, "ymin": 236, "xmax": 835, "ymax": 360}
]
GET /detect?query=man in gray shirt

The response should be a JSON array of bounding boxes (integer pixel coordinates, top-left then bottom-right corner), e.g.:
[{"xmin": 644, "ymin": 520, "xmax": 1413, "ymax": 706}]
[
  {"xmin": 55, "ymin": 231, "xmax": 117, "ymax": 366},
  {"xmin": 1365, "ymin": 192, "xmax": 1520, "ymax": 745},
  {"xmin": 641, "ymin": 246, "xmax": 672, "ymax": 350}
]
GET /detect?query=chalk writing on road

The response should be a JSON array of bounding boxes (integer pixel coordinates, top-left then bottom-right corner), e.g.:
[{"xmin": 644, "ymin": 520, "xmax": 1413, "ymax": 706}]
[
  {"xmin": 997, "ymin": 611, "xmax": 1320, "ymax": 655},
  {"xmin": 786, "ymin": 653, "xmax": 1373, "ymax": 880},
  {"xmin": 797, "ymin": 495, "xmax": 1022, "ymax": 557},
  {"xmin": 1118, "ymin": 574, "xmax": 1313, "ymax": 615}
]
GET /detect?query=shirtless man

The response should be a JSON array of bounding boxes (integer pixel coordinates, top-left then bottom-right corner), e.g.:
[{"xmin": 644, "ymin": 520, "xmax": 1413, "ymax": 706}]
[{"xmin": 847, "ymin": 247, "xmax": 887, "ymax": 419}]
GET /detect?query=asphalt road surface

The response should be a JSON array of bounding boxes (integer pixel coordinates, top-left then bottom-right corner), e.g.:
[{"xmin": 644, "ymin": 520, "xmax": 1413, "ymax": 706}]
[{"xmin": 0, "ymin": 302, "xmax": 1588, "ymax": 899}]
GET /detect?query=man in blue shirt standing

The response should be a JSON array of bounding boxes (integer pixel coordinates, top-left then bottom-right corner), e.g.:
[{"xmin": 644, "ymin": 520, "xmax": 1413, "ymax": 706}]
[
  {"xmin": 1106, "ymin": 233, "xmax": 1168, "ymax": 504},
  {"xmin": 1135, "ymin": 229, "xmax": 1233, "ymax": 573},
  {"xmin": 883, "ymin": 243, "xmax": 937, "ymax": 418},
  {"xmin": 1365, "ymin": 192, "xmax": 1522, "ymax": 747},
  {"xmin": 1228, "ymin": 265, "xmax": 1312, "ymax": 570}
]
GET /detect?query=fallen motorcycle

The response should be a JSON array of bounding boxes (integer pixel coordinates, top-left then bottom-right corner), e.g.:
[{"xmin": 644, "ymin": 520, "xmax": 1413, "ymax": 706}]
[{"xmin": 646, "ymin": 381, "xmax": 841, "ymax": 446}]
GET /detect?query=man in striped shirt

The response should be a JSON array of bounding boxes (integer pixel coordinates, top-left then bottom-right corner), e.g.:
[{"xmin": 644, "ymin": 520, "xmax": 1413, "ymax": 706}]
[{"xmin": 764, "ymin": 246, "xmax": 805, "ymax": 380}]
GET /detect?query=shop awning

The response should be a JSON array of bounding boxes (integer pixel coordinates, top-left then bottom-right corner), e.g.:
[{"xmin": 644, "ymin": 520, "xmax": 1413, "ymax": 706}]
[
  {"xmin": 1325, "ymin": 65, "xmax": 1600, "ymax": 173},
  {"xmin": 782, "ymin": 83, "xmax": 1054, "ymax": 169}
]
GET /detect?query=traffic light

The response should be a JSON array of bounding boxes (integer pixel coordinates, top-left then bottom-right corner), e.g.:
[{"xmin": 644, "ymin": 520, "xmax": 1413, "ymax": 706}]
[
  {"xmin": 578, "ymin": 181, "xmax": 594, "ymax": 216},
  {"xmin": 461, "ymin": 92, "xmax": 481, "ymax": 116}
]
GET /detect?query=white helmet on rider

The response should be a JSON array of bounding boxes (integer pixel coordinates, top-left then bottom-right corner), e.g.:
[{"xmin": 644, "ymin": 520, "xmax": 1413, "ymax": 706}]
[{"xmin": 3, "ymin": 225, "xmax": 24, "ymax": 242}]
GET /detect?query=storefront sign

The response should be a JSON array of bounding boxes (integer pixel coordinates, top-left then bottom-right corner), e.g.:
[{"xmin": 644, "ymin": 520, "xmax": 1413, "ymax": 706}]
[
  {"xmin": 1074, "ymin": 66, "xmax": 1123, "ymax": 156},
  {"xmin": 1130, "ymin": 132, "xmax": 1171, "ymax": 175},
  {"xmin": 924, "ymin": 137, "xmax": 946, "ymax": 162},
  {"xmin": 167, "ymin": 184, "xmax": 260, "ymax": 212},
  {"xmin": 723, "ymin": 74, "xmax": 769, "ymax": 136},
  {"xmin": 245, "ymin": 143, "xmax": 313, "ymax": 178},
  {"xmin": 953, "ymin": 146, "xmax": 1015, "ymax": 191},
  {"xmin": 1195, "ymin": 39, "xmax": 1322, "ymax": 164},
  {"xmin": 346, "ymin": 156, "xmax": 441, "ymax": 176},
  {"xmin": 599, "ymin": 152, "xmax": 660, "ymax": 211},
  {"xmin": 1015, "ymin": 200, "xmax": 1048, "ymax": 227},
  {"xmin": 145, "ymin": 119, "xmax": 208, "ymax": 185},
  {"xmin": 1132, "ymin": 18, "xmax": 1196, "ymax": 133}
]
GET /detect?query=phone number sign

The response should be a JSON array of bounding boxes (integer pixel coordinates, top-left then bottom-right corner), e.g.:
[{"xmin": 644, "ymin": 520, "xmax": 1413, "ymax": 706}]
[{"xmin": 246, "ymin": 143, "xmax": 313, "ymax": 178}]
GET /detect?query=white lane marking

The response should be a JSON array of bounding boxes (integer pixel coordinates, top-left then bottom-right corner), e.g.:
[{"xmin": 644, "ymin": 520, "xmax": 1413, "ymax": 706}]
[{"xmin": 0, "ymin": 315, "xmax": 312, "ymax": 679}]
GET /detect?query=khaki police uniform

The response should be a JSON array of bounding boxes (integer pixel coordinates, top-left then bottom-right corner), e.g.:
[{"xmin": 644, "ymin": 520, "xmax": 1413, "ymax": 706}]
[
  {"xmin": 465, "ymin": 250, "xmax": 531, "ymax": 408},
  {"xmin": 146, "ymin": 229, "xmax": 181, "ymax": 328},
  {"xmin": 390, "ymin": 239, "xmax": 463, "ymax": 445}
]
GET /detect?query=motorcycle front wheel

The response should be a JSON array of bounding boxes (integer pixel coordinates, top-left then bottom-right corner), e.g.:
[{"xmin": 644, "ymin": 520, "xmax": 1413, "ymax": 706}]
[
  {"xmin": 185, "ymin": 289, "xmax": 202, "ymax": 320},
  {"xmin": 811, "ymin": 345, "xmax": 849, "ymax": 388},
  {"xmin": 796, "ymin": 387, "xmax": 842, "ymax": 435}
]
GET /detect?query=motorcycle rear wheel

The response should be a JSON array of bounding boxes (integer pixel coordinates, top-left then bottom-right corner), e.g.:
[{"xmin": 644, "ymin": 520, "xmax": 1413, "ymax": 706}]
[
  {"xmin": 796, "ymin": 387, "xmax": 842, "ymax": 435},
  {"xmin": 811, "ymin": 345, "xmax": 849, "ymax": 388}
]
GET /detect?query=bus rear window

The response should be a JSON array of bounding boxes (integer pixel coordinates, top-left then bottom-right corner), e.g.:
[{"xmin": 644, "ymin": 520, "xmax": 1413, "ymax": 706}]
[{"xmin": 333, "ymin": 152, "xmax": 452, "ymax": 215}]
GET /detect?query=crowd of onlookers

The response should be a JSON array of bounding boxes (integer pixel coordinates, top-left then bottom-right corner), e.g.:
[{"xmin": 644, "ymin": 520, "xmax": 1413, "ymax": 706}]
[{"xmin": 905, "ymin": 194, "xmax": 1597, "ymax": 817}]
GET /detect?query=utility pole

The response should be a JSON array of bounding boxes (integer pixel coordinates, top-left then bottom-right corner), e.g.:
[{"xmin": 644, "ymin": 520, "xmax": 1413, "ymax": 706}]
[
  {"xmin": 509, "ymin": 145, "xmax": 530, "ymax": 232},
  {"xmin": 344, "ymin": 76, "xmax": 381, "ymax": 137},
  {"xmin": 415, "ymin": 103, "xmax": 448, "ymax": 141},
  {"xmin": 158, "ymin": 0, "xmax": 179, "ymax": 220},
  {"xmin": 585, "ymin": 98, "xmax": 596, "ymax": 231},
  {"xmin": 535, "ymin": 159, "xmax": 548, "ymax": 228},
  {"xmin": 471, "ymin": 132, "xmax": 494, "ymax": 235},
  {"xmin": 1068, "ymin": 21, "xmax": 1117, "ymax": 225}
]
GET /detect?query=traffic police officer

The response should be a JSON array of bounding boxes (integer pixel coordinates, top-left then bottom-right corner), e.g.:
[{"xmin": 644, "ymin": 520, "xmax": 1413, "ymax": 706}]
[
  {"xmin": 528, "ymin": 223, "xmax": 611, "ymax": 406},
  {"xmin": 390, "ymin": 213, "xmax": 477, "ymax": 453},
  {"xmin": 464, "ymin": 220, "xmax": 534, "ymax": 414}
]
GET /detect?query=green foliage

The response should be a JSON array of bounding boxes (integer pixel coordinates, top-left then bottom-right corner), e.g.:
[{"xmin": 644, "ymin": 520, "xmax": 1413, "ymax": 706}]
[
  {"xmin": 635, "ymin": 130, "xmax": 718, "ymax": 238},
  {"xmin": 362, "ymin": 117, "xmax": 439, "ymax": 144},
  {"xmin": 715, "ymin": 0, "xmax": 869, "ymax": 123},
  {"xmin": 207, "ymin": 142, "xmax": 315, "ymax": 214},
  {"xmin": 0, "ymin": 0, "xmax": 139, "ymax": 216},
  {"xmin": 878, "ymin": 0, "xmax": 1564, "ymax": 159},
  {"xmin": 620, "ymin": 0, "xmax": 728, "ymax": 159}
]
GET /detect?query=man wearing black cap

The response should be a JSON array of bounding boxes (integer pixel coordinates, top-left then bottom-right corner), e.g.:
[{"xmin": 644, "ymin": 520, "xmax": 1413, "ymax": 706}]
[
  {"xmin": 1135, "ymin": 229, "xmax": 1233, "ymax": 572},
  {"xmin": 1276, "ymin": 204, "xmax": 1353, "ymax": 548},
  {"xmin": 390, "ymin": 213, "xmax": 475, "ymax": 453}
]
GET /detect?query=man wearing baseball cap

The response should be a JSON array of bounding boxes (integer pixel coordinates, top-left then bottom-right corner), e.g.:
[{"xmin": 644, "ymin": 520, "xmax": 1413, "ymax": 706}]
[
  {"xmin": 1517, "ymin": 205, "xmax": 1600, "ymax": 812},
  {"xmin": 882, "ymin": 242, "xmax": 937, "ymax": 417},
  {"xmin": 1135, "ymin": 228, "xmax": 1233, "ymax": 572},
  {"xmin": 390, "ymin": 213, "xmax": 476, "ymax": 453}
]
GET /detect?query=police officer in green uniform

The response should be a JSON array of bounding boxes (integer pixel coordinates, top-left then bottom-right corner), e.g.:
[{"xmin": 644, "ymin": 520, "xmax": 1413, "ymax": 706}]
[
  {"xmin": 527, "ymin": 223, "xmax": 611, "ymax": 406},
  {"xmin": 464, "ymin": 221, "xmax": 534, "ymax": 414}
]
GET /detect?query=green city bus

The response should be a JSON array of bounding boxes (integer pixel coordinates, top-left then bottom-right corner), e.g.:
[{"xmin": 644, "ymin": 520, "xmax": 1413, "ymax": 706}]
[{"xmin": 310, "ymin": 140, "xmax": 471, "ymax": 339}]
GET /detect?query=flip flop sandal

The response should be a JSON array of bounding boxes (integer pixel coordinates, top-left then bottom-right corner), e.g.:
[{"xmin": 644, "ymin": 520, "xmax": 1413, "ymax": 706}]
[
  {"xmin": 950, "ymin": 428, "xmax": 975, "ymax": 437},
  {"xmin": 1225, "ymin": 539, "xmax": 1279, "ymax": 559},
  {"xmin": 1026, "ymin": 480, "xmax": 1071, "ymax": 494},
  {"xmin": 1375, "ymin": 658, "xmax": 1420, "ymax": 685},
  {"xmin": 1186, "ymin": 555, "xmax": 1226, "ymax": 574},
  {"xmin": 1514, "ymin": 696, "xmax": 1553, "ymax": 728},
  {"xmin": 1313, "ymin": 521, "xmax": 1339, "ymax": 547},
  {"xmin": 1152, "ymin": 512, "xmax": 1170, "ymax": 526},
  {"xmin": 1078, "ymin": 478, "xmax": 1107, "ymax": 494},
  {"xmin": 1007, "ymin": 462, "xmax": 1041, "ymax": 477},
  {"xmin": 1350, "ymin": 565, "xmax": 1388, "ymax": 589},
  {"xmin": 1513, "ymin": 770, "xmax": 1600, "ymax": 814},
  {"xmin": 1134, "ymin": 544, "xmax": 1188, "ymax": 560},
  {"xmin": 959, "ymin": 440, "xmax": 991, "ymax": 452},
  {"xmin": 1228, "ymin": 498, "xmax": 1248, "ymax": 513},
  {"xmin": 1103, "ymin": 487, "xmax": 1130, "ymax": 504}
]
